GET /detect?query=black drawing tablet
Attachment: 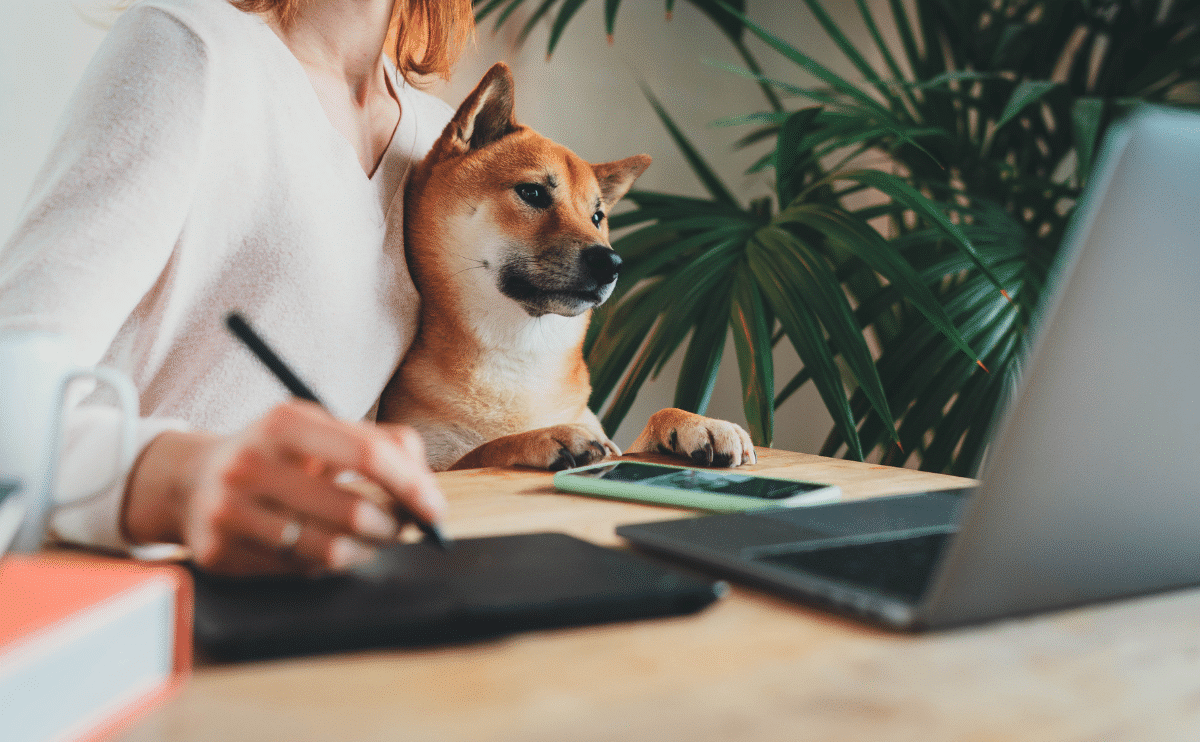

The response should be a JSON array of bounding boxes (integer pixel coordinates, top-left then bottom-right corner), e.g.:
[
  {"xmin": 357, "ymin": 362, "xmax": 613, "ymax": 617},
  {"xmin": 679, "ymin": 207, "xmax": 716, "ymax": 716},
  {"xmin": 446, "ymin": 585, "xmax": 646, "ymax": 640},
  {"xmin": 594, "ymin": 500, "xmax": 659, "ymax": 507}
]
[{"xmin": 191, "ymin": 532, "xmax": 726, "ymax": 661}]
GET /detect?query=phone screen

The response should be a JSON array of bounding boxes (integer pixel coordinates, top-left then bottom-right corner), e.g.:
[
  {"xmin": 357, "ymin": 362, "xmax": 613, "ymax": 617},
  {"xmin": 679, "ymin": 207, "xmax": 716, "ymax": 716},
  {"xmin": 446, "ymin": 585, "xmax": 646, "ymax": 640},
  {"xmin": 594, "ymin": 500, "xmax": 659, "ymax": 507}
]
[{"xmin": 574, "ymin": 462, "xmax": 827, "ymax": 500}]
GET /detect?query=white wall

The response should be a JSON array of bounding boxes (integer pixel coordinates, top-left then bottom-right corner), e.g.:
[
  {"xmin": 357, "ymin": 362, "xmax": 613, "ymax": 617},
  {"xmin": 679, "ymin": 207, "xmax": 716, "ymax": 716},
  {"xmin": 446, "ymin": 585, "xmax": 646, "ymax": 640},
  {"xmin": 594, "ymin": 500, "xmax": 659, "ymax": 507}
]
[
  {"xmin": 1, "ymin": 1, "xmax": 885, "ymax": 455},
  {"xmin": 1, "ymin": 3, "xmax": 110, "ymax": 231}
]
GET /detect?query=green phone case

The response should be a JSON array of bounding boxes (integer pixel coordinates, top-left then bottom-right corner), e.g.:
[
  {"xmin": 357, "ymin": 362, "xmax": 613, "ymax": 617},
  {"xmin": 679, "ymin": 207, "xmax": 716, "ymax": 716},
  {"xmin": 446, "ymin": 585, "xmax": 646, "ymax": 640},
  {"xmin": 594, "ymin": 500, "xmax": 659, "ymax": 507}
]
[{"xmin": 553, "ymin": 461, "xmax": 841, "ymax": 512}]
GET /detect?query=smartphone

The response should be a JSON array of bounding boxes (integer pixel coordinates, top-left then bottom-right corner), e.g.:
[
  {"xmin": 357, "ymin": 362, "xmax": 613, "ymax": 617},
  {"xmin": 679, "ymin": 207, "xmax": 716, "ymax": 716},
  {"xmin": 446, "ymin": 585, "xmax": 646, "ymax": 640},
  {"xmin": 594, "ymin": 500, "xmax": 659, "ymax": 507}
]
[{"xmin": 553, "ymin": 461, "xmax": 841, "ymax": 512}]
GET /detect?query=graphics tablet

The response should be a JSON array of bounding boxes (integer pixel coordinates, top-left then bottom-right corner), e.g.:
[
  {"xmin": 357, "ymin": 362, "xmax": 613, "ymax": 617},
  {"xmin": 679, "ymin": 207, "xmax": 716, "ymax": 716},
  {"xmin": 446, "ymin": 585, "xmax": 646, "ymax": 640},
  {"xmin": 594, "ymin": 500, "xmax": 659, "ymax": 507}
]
[{"xmin": 191, "ymin": 532, "xmax": 726, "ymax": 661}]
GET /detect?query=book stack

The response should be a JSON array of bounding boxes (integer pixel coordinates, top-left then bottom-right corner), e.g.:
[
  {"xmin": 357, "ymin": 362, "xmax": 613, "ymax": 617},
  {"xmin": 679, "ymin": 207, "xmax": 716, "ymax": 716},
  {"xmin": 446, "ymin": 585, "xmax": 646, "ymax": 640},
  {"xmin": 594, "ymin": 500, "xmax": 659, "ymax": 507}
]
[{"xmin": 0, "ymin": 554, "xmax": 192, "ymax": 742}]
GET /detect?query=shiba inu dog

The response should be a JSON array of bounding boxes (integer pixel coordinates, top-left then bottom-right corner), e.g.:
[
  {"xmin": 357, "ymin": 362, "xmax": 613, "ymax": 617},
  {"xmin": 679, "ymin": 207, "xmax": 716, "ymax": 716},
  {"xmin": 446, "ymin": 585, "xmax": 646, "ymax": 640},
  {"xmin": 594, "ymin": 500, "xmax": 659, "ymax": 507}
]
[{"xmin": 378, "ymin": 63, "xmax": 756, "ymax": 472}]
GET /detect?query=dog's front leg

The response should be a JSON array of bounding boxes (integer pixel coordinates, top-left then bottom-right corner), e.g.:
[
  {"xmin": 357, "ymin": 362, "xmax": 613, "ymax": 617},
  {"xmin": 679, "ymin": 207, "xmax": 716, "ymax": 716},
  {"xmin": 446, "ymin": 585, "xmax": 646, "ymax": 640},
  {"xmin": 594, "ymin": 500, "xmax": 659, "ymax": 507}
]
[
  {"xmin": 626, "ymin": 408, "xmax": 757, "ymax": 467},
  {"xmin": 449, "ymin": 424, "xmax": 621, "ymax": 471}
]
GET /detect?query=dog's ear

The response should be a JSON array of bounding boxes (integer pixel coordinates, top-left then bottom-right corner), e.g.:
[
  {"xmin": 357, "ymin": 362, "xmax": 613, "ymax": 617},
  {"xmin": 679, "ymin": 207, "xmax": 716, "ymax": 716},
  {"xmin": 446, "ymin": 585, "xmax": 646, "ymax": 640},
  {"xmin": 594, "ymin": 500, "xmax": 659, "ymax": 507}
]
[
  {"xmin": 447, "ymin": 62, "xmax": 517, "ymax": 154},
  {"xmin": 593, "ymin": 155, "xmax": 652, "ymax": 205}
]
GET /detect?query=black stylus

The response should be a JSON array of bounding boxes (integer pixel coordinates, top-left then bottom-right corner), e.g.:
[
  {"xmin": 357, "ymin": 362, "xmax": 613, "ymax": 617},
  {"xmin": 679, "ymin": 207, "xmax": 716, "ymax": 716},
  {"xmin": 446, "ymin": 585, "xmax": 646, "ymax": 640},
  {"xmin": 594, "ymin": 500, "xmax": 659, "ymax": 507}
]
[{"xmin": 225, "ymin": 311, "xmax": 452, "ymax": 551}]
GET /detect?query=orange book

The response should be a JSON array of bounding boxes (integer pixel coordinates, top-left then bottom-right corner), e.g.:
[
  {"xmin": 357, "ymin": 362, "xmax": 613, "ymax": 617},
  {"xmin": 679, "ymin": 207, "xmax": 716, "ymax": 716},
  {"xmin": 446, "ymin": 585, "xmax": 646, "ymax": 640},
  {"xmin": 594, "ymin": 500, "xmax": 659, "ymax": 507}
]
[{"xmin": 0, "ymin": 553, "xmax": 192, "ymax": 742}]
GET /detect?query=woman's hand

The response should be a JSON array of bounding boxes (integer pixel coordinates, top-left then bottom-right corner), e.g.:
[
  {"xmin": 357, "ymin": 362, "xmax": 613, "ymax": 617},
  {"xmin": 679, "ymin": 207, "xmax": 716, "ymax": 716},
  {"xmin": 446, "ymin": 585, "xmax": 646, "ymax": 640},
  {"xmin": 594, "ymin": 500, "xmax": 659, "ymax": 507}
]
[{"xmin": 121, "ymin": 400, "xmax": 446, "ymax": 576}]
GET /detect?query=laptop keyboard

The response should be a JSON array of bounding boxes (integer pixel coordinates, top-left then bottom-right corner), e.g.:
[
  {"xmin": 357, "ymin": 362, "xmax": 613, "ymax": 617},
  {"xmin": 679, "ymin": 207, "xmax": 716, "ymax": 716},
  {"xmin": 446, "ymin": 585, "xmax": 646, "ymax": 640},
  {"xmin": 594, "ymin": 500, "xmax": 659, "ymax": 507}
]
[{"xmin": 755, "ymin": 532, "xmax": 952, "ymax": 602}]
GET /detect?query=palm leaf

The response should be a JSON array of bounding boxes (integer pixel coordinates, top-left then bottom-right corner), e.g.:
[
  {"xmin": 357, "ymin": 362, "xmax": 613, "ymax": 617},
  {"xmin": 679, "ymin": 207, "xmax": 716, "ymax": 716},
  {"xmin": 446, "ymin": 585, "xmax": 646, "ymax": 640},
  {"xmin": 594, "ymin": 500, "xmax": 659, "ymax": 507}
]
[
  {"xmin": 833, "ymin": 169, "xmax": 1010, "ymax": 296},
  {"xmin": 597, "ymin": 245, "xmax": 742, "ymax": 434},
  {"xmin": 1071, "ymin": 96, "xmax": 1105, "ymax": 184},
  {"xmin": 674, "ymin": 292, "xmax": 730, "ymax": 413},
  {"xmin": 490, "ymin": 0, "xmax": 528, "ymax": 31},
  {"xmin": 773, "ymin": 107, "xmax": 822, "ymax": 208},
  {"xmin": 747, "ymin": 236, "xmax": 864, "ymax": 460},
  {"xmin": 516, "ymin": 0, "xmax": 559, "ymax": 47},
  {"xmin": 799, "ymin": 0, "xmax": 909, "ymax": 114},
  {"xmin": 775, "ymin": 202, "xmax": 979, "ymax": 367},
  {"xmin": 994, "ymin": 80, "xmax": 1060, "ymax": 133},
  {"xmin": 640, "ymin": 85, "xmax": 740, "ymax": 207},
  {"xmin": 754, "ymin": 223, "xmax": 897, "ymax": 445},
  {"xmin": 728, "ymin": 266, "xmax": 775, "ymax": 445},
  {"xmin": 547, "ymin": 0, "xmax": 590, "ymax": 57},
  {"xmin": 688, "ymin": 0, "xmax": 747, "ymax": 43},
  {"xmin": 604, "ymin": 0, "xmax": 620, "ymax": 38},
  {"xmin": 852, "ymin": 0, "xmax": 914, "ymax": 114},
  {"xmin": 717, "ymin": 2, "xmax": 892, "ymax": 118},
  {"xmin": 475, "ymin": 0, "xmax": 516, "ymax": 24}
]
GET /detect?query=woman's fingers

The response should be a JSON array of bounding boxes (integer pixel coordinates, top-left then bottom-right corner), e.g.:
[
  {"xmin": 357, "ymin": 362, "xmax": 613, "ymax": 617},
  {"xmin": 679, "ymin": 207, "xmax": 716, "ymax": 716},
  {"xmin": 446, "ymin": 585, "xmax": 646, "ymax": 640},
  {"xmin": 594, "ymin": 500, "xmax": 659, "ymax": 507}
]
[
  {"xmin": 225, "ymin": 445, "xmax": 401, "ymax": 541},
  {"xmin": 251, "ymin": 401, "xmax": 447, "ymax": 526},
  {"xmin": 381, "ymin": 423, "xmax": 443, "ymax": 519},
  {"xmin": 150, "ymin": 401, "xmax": 446, "ymax": 576},
  {"xmin": 190, "ymin": 491, "xmax": 377, "ymax": 574},
  {"xmin": 240, "ymin": 504, "xmax": 377, "ymax": 570}
]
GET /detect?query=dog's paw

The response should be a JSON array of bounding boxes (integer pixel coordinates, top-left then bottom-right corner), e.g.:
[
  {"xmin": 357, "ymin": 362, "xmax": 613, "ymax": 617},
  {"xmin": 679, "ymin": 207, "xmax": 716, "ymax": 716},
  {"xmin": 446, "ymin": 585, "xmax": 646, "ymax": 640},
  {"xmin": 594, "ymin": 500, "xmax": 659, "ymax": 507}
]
[
  {"xmin": 537, "ymin": 425, "xmax": 622, "ymax": 470},
  {"xmin": 449, "ymin": 424, "xmax": 620, "ymax": 471},
  {"xmin": 627, "ymin": 408, "xmax": 756, "ymax": 467}
]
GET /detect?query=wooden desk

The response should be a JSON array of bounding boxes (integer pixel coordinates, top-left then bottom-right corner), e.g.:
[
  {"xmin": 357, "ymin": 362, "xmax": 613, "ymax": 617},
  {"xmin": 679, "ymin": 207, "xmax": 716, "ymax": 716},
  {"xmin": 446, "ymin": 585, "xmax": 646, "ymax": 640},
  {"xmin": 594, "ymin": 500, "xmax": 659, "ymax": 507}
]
[{"xmin": 120, "ymin": 449, "xmax": 1200, "ymax": 742}]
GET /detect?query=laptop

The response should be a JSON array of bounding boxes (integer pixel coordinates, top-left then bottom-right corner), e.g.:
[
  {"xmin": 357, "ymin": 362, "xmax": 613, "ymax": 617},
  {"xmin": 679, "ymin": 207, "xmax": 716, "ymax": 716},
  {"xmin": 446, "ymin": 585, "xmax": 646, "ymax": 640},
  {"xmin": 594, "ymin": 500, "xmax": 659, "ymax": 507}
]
[{"xmin": 617, "ymin": 105, "xmax": 1200, "ymax": 630}]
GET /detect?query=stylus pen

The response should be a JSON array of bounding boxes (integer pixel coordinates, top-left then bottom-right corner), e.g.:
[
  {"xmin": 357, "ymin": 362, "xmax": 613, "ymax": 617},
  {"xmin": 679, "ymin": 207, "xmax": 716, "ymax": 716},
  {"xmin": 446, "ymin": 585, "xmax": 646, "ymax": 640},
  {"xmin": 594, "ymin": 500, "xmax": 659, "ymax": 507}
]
[{"xmin": 225, "ymin": 311, "xmax": 452, "ymax": 551}]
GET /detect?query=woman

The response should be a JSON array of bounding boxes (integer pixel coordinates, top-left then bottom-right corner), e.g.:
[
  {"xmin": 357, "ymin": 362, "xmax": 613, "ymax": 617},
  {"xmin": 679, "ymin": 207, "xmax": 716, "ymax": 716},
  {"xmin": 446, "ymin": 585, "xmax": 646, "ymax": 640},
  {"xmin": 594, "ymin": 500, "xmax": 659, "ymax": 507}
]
[{"xmin": 0, "ymin": 0, "xmax": 474, "ymax": 574}]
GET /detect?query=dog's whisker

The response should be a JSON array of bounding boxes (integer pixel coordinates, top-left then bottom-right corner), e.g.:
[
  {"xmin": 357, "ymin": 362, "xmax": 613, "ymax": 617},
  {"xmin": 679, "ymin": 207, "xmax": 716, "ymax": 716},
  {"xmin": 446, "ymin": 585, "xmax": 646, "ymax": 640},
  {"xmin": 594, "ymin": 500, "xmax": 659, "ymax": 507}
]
[
  {"xmin": 452, "ymin": 251, "xmax": 486, "ymax": 266},
  {"xmin": 450, "ymin": 252, "xmax": 488, "ymax": 277}
]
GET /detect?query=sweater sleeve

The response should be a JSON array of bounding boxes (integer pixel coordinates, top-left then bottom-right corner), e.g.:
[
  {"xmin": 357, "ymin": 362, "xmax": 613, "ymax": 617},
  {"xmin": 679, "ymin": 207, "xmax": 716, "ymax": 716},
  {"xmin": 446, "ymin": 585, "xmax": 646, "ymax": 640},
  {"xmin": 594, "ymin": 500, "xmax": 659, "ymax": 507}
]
[{"xmin": 0, "ymin": 6, "xmax": 212, "ymax": 551}]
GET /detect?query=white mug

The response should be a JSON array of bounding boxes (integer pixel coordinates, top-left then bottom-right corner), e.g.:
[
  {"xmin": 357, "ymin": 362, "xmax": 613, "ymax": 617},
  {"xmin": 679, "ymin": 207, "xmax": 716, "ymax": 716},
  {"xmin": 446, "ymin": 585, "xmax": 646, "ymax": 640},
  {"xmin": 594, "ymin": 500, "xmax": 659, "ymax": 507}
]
[{"xmin": 0, "ymin": 331, "xmax": 138, "ymax": 554}]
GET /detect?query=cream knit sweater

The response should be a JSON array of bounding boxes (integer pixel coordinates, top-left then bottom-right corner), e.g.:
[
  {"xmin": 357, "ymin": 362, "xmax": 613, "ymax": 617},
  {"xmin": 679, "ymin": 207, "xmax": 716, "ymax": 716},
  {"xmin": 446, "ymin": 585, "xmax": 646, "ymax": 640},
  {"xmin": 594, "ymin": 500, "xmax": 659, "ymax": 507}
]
[{"xmin": 0, "ymin": 0, "xmax": 452, "ymax": 550}]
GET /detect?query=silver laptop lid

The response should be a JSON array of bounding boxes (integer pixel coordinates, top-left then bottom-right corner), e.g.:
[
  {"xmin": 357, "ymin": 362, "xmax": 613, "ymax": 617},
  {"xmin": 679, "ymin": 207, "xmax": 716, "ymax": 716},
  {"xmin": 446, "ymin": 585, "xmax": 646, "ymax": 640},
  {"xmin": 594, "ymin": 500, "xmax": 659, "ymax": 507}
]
[{"xmin": 919, "ymin": 106, "xmax": 1200, "ymax": 628}]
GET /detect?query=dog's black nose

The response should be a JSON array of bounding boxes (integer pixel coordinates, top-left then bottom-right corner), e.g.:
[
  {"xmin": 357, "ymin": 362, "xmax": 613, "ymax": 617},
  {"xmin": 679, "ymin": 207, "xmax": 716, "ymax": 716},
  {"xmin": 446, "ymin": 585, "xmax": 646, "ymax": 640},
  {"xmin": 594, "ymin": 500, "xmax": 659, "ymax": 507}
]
[{"xmin": 582, "ymin": 245, "xmax": 622, "ymax": 285}]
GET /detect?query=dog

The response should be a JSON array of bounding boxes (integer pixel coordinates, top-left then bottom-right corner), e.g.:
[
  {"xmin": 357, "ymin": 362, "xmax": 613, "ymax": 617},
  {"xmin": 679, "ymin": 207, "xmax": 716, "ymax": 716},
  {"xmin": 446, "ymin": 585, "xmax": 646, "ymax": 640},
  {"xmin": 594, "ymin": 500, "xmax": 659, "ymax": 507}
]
[{"xmin": 378, "ymin": 62, "xmax": 756, "ymax": 472}]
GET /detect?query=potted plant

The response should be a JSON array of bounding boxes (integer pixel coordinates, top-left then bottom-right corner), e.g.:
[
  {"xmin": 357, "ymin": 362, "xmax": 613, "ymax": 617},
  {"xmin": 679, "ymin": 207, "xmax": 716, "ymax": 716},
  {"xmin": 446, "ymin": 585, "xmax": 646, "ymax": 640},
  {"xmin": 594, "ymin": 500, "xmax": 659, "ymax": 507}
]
[{"xmin": 478, "ymin": 0, "xmax": 1200, "ymax": 474}]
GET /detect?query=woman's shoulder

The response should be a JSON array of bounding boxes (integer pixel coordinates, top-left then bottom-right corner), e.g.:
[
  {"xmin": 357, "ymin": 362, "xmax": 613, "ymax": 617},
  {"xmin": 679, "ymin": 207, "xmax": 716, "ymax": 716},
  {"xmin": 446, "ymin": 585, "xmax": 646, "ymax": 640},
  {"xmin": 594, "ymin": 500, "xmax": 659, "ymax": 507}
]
[
  {"xmin": 397, "ymin": 82, "xmax": 455, "ymax": 124},
  {"xmin": 393, "ymin": 80, "xmax": 455, "ymax": 157},
  {"xmin": 115, "ymin": 0, "xmax": 267, "ymax": 56}
]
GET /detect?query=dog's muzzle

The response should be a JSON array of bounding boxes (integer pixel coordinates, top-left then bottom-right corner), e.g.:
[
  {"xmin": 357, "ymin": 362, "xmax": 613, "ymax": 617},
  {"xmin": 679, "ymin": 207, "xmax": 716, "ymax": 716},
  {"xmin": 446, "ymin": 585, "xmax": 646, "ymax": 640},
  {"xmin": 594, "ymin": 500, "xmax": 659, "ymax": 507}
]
[{"xmin": 497, "ymin": 245, "xmax": 623, "ymax": 317}]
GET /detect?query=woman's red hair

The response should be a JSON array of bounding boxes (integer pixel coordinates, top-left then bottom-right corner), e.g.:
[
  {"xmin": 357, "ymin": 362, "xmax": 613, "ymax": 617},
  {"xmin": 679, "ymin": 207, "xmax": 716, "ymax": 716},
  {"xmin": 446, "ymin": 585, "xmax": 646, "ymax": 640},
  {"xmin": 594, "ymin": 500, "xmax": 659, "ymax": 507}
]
[{"xmin": 231, "ymin": 0, "xmax": 474, "ymax": 82}]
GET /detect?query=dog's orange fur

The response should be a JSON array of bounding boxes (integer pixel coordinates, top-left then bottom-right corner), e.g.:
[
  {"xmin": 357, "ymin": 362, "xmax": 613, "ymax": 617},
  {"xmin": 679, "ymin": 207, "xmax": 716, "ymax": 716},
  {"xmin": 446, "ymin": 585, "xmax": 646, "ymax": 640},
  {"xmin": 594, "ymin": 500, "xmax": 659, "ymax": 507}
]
[{"xmin": 378, "ymin": 63, "xmax": 755, "ymax": 472}]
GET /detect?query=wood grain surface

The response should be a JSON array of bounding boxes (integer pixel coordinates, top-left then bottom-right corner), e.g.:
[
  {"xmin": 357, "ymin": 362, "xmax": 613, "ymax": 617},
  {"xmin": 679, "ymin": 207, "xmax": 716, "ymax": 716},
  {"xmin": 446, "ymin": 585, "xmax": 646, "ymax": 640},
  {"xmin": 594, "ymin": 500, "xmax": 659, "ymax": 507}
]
[{"xmin": 118, "ymin": 449, "xmax": 1200, "ymax": 742}]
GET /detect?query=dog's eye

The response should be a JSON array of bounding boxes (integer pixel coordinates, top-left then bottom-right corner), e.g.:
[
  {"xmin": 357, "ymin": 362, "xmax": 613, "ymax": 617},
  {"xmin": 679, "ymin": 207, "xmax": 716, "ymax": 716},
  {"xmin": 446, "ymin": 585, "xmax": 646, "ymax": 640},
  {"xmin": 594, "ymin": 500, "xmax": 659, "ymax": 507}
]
[
  {"xmin": 591, "ymin": 210, "xmax": 604, "ymax": 228},
  {"xmin": 515, "ymin": 183, "xmax": 552, "ymax": 209}
]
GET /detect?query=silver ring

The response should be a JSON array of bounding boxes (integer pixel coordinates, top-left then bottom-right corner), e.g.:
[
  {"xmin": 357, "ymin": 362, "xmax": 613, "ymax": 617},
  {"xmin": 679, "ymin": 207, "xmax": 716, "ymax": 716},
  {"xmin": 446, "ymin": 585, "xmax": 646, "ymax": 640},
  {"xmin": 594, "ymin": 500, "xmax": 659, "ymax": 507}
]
[{"xmin": 277, "ymin": 519, "xmax": 302, "ymax": 559}]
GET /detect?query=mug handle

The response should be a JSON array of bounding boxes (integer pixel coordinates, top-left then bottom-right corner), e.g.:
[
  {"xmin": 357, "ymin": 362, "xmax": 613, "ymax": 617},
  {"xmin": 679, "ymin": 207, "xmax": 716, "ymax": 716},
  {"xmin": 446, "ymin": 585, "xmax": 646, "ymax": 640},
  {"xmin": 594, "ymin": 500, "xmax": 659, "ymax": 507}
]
[
  {"xmin": 11, "ymin": 366, "xmax": 139, "ymax": 552},
  {"xmin": 73, "ymin": 366, "xmax": 141, "ymax": 495}
]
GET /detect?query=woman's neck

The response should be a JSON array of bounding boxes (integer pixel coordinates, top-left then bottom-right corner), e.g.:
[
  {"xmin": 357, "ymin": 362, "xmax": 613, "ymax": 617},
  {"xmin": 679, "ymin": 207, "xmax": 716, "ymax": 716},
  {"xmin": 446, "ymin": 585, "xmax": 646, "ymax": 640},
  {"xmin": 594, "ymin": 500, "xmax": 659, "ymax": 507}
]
[
  {"xmin": 264, "ymin": 0, "xmax": 396, "ymax": 103},
  {"xmin": 264, "ymin": 0, "xmax": 402, "ymax": 175}
]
